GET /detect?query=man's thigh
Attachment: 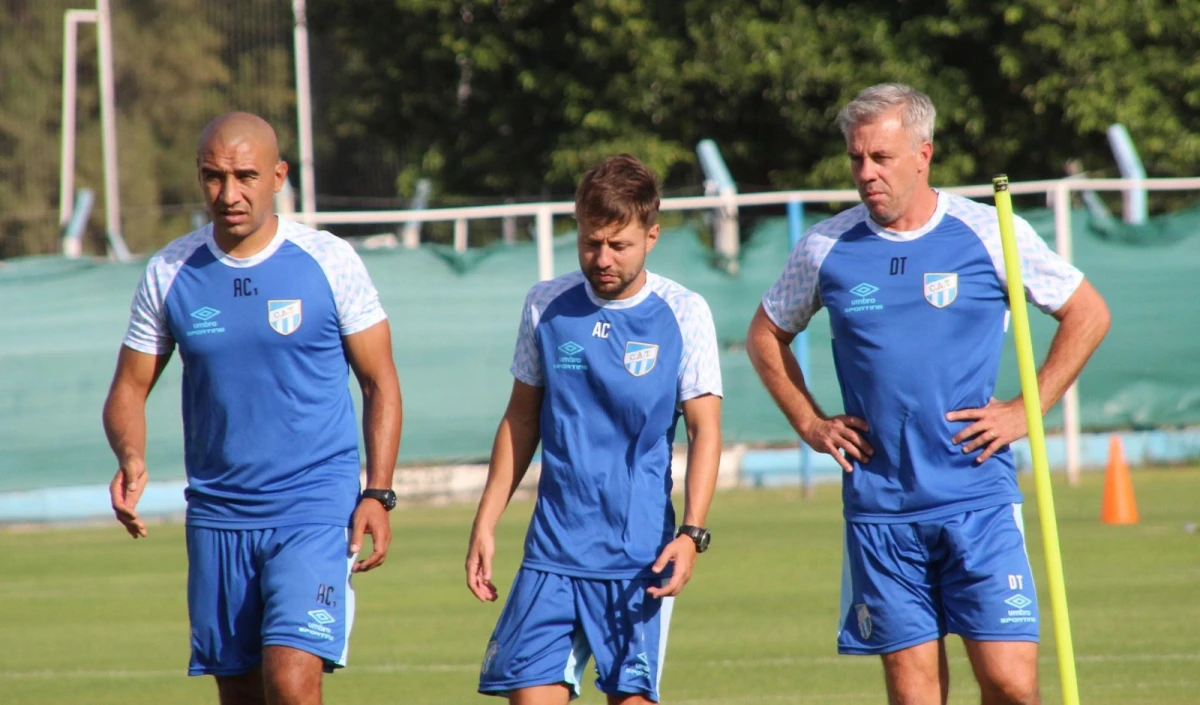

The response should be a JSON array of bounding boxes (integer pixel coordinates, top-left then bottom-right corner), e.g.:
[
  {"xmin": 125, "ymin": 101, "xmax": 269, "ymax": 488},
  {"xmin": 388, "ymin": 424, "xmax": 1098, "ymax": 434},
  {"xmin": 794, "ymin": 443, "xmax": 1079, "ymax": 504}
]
[
  {"xmin": 838, "ymin": 521, "xmax": 944, "ymax": 656},
  {"xmin": 575, "ymin": 576, "xmax": 673, "ymax": 703},
  {"xmin": 478, "ymin": 568, "xmax": 588, "ymax": 698},
  {"xmin": 187, "ymin": 527, "xmax": 265, "ymax": 677},
  {"xmin": 939, "ymin": 504, "xmax": 1039, "ymax": 643},
  {"xmin": 259, "ymin": 524, "xmax": 356, "ymax": 672}
]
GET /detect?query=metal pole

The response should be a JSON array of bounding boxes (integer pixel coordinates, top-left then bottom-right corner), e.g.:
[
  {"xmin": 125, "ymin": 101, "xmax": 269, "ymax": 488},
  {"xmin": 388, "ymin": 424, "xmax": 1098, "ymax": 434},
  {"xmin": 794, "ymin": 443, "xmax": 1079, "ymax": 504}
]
[
  {"xmin": 96, "ymin": 0, "xmax": 128, "ymax": 261},
  {"xmin": 453, "ymin": 218, "xmax": 468, "ymax": 252},
  {"xmin": 292, "ymin": 0, "xmax": 317, "ymax": 225},
  {"xmin": 787, "ymin": 200, "xmax": 814, "ymax": 497},
  {"xmin": 59, "ymin": 11, "xmax": 96, "ymax": 231},
  {"xmin": 1053, "ymin": 181, "xmax": 1082, "ymax": 486},
  {"xmin": 535, "ymin": 207, "xmax": 553, "ymax": 281}
]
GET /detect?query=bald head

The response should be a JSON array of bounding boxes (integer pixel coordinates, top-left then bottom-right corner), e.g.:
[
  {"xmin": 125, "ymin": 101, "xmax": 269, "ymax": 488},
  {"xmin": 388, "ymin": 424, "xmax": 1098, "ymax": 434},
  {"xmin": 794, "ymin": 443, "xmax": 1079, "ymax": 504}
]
[
  {"xmin": 197, "ymin": 112, "xmax": 288, "ymax": 246},
  {"xmin": 198, "ymin": 112, "xmax": 280, "ymax": 163}
]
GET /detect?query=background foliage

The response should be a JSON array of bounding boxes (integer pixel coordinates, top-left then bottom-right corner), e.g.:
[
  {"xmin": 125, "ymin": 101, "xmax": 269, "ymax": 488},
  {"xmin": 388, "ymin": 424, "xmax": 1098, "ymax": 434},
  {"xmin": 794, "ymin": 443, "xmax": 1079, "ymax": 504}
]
[{"xmin": 3, "ymin": 0, "xmax": 1198, "ymax": 255}]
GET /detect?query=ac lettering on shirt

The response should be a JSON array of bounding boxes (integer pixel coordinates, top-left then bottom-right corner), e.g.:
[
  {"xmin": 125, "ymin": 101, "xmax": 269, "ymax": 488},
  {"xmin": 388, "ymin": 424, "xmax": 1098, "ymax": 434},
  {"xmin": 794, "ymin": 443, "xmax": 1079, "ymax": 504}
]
[{"xmin": 233, "ymin": 277, "xmax": 258, "ymax": 297}]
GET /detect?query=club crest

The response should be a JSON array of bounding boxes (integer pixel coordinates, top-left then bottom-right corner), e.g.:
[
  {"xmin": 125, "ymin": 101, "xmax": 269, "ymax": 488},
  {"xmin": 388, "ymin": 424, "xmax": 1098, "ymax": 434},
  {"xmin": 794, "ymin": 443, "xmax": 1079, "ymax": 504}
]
[
  {"xmin": 268, "ymin": 299, "xmax": 302, "ymax": 335},
  {"xmin": 923, "ymin": 272, "xmax": 958, "ymax": 308},
  {"xmin": 623, "ymin": 341, "xmax": 658, "ymax": 377}
]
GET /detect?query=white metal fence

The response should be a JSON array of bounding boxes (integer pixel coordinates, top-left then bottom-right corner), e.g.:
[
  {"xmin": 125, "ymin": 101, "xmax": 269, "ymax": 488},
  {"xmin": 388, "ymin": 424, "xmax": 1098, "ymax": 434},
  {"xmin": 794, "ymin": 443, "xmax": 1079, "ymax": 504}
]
[{"xmin": 297, "ymin": 176, "xmax": 1200, "ymax": 485}]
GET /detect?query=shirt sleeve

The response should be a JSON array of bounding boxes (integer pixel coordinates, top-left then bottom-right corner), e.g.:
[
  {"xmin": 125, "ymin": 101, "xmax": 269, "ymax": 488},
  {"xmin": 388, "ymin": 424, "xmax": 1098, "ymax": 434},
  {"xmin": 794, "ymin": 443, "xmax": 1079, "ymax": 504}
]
[
  {"xmin": 509, "ymin": 289, "xmax": 544, "ymax": 387},
  {"xmin": 122, "ymin": 261, "xmax": 175, "ymax": 355},
  {"xmin": 1010, "ymin": 216, "xmax": 1085, "ymax": 314},
  {"xmin": 760, "ymin": 232, "xmax": 828, "ymax": 333},
  {"xmin": 330, "ymin": 239, "xmax": 387, "ymax": 335},
  {"xmin": 677, "ymin": 294, "xmax": 723, "ymax": 401}
]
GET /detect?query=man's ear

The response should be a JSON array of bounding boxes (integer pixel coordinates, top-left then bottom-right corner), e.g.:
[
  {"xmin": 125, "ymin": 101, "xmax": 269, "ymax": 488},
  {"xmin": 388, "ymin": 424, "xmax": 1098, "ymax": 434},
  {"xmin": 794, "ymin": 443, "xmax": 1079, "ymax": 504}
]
[{"xmin": 274, "ymin": 160, "xmax": 289, "ymax": 193}]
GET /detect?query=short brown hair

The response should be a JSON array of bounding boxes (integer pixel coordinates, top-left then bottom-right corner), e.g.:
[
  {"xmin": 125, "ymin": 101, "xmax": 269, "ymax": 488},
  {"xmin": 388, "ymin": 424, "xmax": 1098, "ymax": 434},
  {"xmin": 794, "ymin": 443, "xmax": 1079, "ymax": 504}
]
[{"xmin": 574, "ymin": 154, "xmax": 660, "ymax": 230}]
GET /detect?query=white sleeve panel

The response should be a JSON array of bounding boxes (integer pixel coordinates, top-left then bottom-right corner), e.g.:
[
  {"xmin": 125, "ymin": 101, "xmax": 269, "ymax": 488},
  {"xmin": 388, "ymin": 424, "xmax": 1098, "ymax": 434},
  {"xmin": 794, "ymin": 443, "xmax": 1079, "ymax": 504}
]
[
  {"xmin": 122, "ymin": 231, "xmax": 206, "ymax": 354},
  {"xmin": 288, "ymin": 224, "xmax": 387, "ymax": 335},
  {"xmin": 509, "ymin": 271, "xmax": 585, "ymax": 387},
  {"xmin": 950, "ymin": 196, "xmax": 1084, "ymax": 314},
  {"xmin": 651, "ymin": 276, "xmax": 723, "ymax": 401},
  {"xmin": 760, "ymin": 223, "xmax": 843, "ymax": 334}
]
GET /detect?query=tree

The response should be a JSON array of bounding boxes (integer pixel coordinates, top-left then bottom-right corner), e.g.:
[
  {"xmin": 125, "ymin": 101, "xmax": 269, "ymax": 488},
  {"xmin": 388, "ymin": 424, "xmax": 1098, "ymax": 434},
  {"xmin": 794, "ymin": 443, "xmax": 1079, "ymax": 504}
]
[
  {"xmin": 311, "ymin": 0, "xmax": 1200, "ymax": 202},
  {"xmin": 0, "ymin": 0, "xmax": 294, "ymax": 257}
]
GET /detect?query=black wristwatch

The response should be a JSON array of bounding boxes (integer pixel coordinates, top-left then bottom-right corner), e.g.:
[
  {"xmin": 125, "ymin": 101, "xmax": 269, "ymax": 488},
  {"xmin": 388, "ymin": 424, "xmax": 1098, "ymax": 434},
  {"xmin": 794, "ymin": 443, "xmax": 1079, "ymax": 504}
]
[
  {"xmin": 677, "ymin": 525, "xmax": 711, "ymax": 553},
  {"xmin": 361, "ymin": 488, "xmax": 397, "ymax": 511}
]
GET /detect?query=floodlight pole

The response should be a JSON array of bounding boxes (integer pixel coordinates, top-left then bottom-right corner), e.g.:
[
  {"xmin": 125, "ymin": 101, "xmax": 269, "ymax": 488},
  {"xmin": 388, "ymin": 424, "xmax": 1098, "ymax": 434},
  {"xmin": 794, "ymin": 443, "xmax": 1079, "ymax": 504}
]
[{"xmin": 292, "ymin": 0, "xmax": 317, "ymax": 226}]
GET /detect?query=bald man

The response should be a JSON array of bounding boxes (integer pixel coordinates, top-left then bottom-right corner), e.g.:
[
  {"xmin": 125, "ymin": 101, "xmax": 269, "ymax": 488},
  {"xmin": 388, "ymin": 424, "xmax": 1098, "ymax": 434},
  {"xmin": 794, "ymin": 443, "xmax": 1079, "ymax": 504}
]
[{"xmin": 102, "ymin": 113, "xmax": 403, "ymax": 705}]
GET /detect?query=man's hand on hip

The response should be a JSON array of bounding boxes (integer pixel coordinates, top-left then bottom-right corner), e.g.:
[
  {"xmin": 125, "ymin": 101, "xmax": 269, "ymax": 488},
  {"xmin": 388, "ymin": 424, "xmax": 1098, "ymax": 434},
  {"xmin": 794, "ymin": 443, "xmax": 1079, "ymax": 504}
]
[
  {"xmin": 801, "ymin": 415, "xmax": 873, "ymax": 473},
  {"xmin": 947, "ymin": 397, "xmax": 1029, "ymax": 463}
]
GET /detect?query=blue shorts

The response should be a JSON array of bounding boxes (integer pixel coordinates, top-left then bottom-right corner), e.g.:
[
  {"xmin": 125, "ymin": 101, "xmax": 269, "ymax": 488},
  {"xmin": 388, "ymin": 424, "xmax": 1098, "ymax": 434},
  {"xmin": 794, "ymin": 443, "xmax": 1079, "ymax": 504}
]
[
  {"xmin": 478, "ymin": 568, "xmax": 674, "ymax": 702},
  {"xmin": 838, "ymin": 503, "xmax": 1039, "ymax": 655},
  {"xmin": 186, "ymin": 524, "xmax": 356, "ymax": 676}
]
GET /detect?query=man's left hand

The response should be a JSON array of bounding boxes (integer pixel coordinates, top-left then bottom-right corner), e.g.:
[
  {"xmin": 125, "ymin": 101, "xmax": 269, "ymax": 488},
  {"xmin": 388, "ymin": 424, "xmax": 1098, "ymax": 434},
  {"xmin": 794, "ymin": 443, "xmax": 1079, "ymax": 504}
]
[
  {"xmin": 946, "ymin": 397, "xmax": 1028, "ymax": 463},
  {"xmin": 350, "ymin": 497, "xmax": 392, "ymax": 573},
  {"xmin": 647, "ymin": 536, "xmax": 698, "ymax": 598}
]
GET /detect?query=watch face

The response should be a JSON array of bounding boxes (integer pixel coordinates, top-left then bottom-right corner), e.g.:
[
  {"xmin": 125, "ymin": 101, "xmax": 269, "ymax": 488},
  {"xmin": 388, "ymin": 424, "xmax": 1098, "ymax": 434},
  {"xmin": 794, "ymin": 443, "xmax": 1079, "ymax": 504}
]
[{"xmin": 696, "ymin": 530, "xmax": 711, "ymax": 553}]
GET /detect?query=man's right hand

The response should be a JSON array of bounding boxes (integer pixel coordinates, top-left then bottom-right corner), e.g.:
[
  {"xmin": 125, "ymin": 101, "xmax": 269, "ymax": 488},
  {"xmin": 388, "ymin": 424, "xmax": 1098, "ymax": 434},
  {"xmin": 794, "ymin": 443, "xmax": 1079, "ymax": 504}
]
[
  {"xmin": 109, "ymin": 461, "xmax": 148, "ymax": 538},
  {"xmin": 801, "ymin": 415, "xmax": 873, "ymax": 472},
  {"xmin": 465, "ymin": 527, "xmax": 499, "ymax": 602}
]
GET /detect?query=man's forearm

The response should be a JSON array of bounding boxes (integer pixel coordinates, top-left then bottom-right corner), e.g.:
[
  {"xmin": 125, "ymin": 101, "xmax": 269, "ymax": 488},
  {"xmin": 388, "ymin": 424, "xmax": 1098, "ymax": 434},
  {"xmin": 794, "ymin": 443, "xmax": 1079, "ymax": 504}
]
[
  {"xmin": 682, "ymin": 424, "xmax": 721, "ymax": 528},
  {"xmin": 472, "ymin": 415, "xmax": 540, "ymax": 533},
  {"xmin": 102, "ymin": 387, "xmax": 147, "ymax": 468},
  {"xmin": 362, "ymin": 379, "xmax": 402, "ymax": 490},
  {"xmin": 1029, "ymin": 290, "xmax": 1111, "ymax": 414},
  {"xmin": 747, "ymin": 322, "xmax": 825, "ymax": 437}
]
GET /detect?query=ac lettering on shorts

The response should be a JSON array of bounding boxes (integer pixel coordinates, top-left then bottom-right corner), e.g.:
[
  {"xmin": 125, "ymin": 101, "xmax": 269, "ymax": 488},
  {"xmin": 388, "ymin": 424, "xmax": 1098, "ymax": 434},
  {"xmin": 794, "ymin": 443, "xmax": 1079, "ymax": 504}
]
[{"xmin": 316, "ymin": 583, "xmax": 336, "ymax": 607}]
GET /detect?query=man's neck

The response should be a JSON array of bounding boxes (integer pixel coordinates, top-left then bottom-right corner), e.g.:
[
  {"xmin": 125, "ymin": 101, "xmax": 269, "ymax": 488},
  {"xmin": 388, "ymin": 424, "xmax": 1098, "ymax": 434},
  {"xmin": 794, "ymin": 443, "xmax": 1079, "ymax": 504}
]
[
  {"xmin": 877, "ymin": 187, "xmax": 938, "ymax": 232},
  {"xmin": 213, "ymin": 215, "xmax": 280, "ymax": 259}
]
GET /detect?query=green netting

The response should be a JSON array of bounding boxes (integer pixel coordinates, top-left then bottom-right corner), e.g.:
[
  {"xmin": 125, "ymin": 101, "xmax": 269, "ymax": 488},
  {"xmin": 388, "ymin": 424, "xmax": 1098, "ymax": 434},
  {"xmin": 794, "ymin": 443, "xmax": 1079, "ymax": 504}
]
[{"xmin": 2, "ymin": 206, "xmax": 1198, "ymax": 492}]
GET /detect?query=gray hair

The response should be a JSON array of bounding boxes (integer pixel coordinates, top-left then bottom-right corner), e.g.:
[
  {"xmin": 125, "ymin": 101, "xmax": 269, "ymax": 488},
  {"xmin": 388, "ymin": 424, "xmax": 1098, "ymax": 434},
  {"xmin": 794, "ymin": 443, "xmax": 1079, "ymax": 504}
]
[{"xmin": 836, "ymin": 83, "xmax": 936, "ymax": 146}]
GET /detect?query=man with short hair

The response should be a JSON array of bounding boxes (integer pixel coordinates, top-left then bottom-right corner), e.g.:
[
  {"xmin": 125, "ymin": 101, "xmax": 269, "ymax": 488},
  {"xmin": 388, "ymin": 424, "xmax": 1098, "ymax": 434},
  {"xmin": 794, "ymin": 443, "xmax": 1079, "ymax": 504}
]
[
  {"xmin": 746, "ymin": 84, "xmax": 1110, "ymax": 705},
  {"xmin": 103, "ymin": 112, "xmax": 402, "ymax": 705},
  {"xmin": 466, "ymin": 154, "xmax": 723, "ymax": 704}
]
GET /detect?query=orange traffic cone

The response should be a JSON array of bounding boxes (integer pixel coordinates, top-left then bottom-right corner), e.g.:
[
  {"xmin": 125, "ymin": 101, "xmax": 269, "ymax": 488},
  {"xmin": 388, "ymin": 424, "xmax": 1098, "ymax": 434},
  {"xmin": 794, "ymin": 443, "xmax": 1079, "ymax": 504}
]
[{"xmin": 1101, "ymin": 435, "xmax": 1139, "ymax": 524}]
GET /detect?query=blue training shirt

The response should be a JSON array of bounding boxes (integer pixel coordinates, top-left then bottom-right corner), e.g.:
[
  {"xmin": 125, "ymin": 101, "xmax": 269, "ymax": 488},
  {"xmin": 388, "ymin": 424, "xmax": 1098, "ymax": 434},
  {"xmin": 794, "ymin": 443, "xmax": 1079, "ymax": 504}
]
[
  {"xmin": 762, "ymin": 192, "xmax": 1083, "ymax": 523},
  {"xmin": 511, "ymin": 271, "xmax": 723, "ymax": 579},
  {"xmin": 123, "ymin": 217, "xmax": 386, "ymax": 529}
]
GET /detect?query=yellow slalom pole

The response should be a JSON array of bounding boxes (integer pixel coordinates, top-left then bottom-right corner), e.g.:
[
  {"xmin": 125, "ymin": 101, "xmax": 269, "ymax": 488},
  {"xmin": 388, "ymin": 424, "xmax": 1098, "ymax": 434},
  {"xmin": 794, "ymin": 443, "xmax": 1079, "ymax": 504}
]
[{"xmin": 992, "ymin": 175, "xmax": 1080, "ymax": 705}]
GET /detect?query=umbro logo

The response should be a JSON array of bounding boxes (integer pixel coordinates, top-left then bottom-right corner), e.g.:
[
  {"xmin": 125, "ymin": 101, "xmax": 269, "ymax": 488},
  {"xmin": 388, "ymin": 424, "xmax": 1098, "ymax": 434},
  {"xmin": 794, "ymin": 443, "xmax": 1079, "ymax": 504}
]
[
  {"xmin": 558, "ymin": 341, "xmax": 584, "ymax": 356},
  {"xmin": 190, "ymin": 306, "xmax": 220, "ymax": 321},
  {"xmin": 1004, "ymin": 594, "xmax": 1032, "ymax": 610},
  {"xmin": 849, "ymin": 282, "xmax": 879, "ymax": 298}
]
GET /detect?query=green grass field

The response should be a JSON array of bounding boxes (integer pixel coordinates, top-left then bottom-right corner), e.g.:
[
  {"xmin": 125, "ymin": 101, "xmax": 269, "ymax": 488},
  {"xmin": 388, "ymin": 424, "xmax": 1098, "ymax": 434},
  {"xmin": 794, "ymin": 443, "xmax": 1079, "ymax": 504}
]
[{"xmin": 2, "ymin": 467, "xmax": 1198, "ymax": 704}]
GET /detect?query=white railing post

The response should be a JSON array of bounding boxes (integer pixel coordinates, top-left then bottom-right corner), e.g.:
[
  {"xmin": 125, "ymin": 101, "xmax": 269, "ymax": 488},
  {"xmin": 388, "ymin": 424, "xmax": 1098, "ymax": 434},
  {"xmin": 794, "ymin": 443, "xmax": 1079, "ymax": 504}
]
[
  {"xmin": 292, "ymin": 0, "xmax": 317, "ymax": 226},
  {"xmin": 536, "ymin": 206, "xmax": 554, "ymax": 281},
  {"xmin": 1053, "ymin": 180, "xmax": 1082, "ymax": 487},
  {"xmin": 453, "ymin": 218, "xmax": 468, "ymax": 252}
]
